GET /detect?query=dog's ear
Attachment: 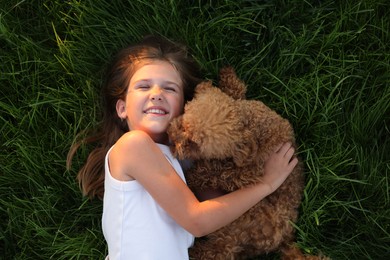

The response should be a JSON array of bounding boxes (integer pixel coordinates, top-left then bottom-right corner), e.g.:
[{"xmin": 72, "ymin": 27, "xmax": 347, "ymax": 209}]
[
  {"xmin": 167, "ymin": 115, "xmax": 182, "ymax": 155},
  {"xmin": 218, "ymin": 66, "xmax": 247, "ymax": 100},
  {"xmin": 168, "ymin": 115, "xmax": 194, "ymax": 159}
]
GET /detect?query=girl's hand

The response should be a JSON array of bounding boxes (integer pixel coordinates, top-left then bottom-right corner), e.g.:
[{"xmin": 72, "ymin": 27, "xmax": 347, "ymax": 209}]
[{"xmin": 262, "ymin": 142, "xmax": 298, "ymax": 194}]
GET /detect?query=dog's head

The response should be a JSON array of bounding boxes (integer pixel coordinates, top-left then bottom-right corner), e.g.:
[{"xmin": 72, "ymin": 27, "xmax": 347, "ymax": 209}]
[{"xmin": 168, "ymin": 81, "xmax": 244, "ymax": 161}]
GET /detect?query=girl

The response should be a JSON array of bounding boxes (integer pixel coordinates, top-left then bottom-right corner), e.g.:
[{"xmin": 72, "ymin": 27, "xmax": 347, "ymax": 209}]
[{"xmin": 67, "ymin": 35, "xmax": 298, "ymax": 259}]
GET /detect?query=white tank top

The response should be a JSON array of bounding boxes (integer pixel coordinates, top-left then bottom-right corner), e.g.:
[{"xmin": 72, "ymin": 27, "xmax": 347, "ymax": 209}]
[{"xmin": 102, "ymin": 143, "xmax": 194, "ymax": 260}]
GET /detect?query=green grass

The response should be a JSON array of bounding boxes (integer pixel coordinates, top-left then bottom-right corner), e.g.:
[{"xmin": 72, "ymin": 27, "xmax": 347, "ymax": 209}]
[{"xmin": 1, "ymin": 0, "xmax": 389, "ymax": 259}]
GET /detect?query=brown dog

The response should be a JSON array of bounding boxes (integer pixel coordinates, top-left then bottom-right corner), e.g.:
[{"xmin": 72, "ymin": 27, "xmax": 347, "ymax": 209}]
[{"xmin": 168, "ymin": 67, "xmax": 327, "ymax": 260}]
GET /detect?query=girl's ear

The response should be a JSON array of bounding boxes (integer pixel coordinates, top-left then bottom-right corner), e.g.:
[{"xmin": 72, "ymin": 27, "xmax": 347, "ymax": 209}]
[{"xmin": 116, "ymin": 99, "xmax": 127, "ymax": 120}]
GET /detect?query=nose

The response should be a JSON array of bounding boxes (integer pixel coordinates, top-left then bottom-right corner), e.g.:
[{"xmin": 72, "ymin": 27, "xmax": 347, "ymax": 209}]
[{"xmin": 150, "ymin": 85, "xmax": 163, "ymax": 101}]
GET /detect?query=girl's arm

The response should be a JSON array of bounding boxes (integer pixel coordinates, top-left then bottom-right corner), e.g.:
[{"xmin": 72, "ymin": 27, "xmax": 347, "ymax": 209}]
[{"xmin": 109, "ymin": 130, "xmax": 297, "ymax": 237}]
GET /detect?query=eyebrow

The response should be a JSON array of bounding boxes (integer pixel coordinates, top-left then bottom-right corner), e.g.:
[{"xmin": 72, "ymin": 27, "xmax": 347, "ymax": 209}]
[{"xmin": 133, "ymin": 79, "xmax": 180, "ymax": 87}]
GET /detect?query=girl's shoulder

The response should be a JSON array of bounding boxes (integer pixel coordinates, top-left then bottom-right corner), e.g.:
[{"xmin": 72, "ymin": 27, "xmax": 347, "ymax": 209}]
[
  {"xmin": 116, "ymin": 130, "xmax": 154, "ymax": 148},
  {"xmin": 110, "ymin": 130, "xmax": 173, "ymax": 182},
  {"xmin": 108, "ymin": 131, "xmax": 154, "ymax": 181}
]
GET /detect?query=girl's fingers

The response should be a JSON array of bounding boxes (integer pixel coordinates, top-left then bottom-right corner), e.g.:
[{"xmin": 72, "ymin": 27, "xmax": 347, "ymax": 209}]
[
  {"xmin": 273, "ymin": 143, "xmax": 284, "ymax": 153},
  {"xmin": 285, "ymin": 146, "xmax": 295, "ymax": 159},
  {"xmin": 277, "ymin": 142, "xmax": 293, "ymax": 156},
  {"xmin": 288, "ymin": 157, "xmax": 299, "ymax": 169}
]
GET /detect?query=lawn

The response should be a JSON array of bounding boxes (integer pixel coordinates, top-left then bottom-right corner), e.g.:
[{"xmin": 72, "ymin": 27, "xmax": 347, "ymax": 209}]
[{"xmin": 1, "ymin": 0, "xmax": 389, "ymax": 259}]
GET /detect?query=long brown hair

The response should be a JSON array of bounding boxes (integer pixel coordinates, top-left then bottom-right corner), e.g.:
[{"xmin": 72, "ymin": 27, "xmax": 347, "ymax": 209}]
[{"xmin": 67, "ymin": 35, "xmax": 201, "ymax": 199}]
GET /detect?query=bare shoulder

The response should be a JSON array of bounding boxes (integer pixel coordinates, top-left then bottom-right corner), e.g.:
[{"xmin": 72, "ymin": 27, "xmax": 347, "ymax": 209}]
[
  {"xmin": 109, "ymin": 130, "xmax": 155, "ymax": 181},
  {"xmin": 117, "ymin": 130, "xmax": 153, "ymax": 147}
]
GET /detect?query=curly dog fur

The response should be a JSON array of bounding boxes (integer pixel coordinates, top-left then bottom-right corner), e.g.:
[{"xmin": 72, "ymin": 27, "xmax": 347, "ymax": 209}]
[{"xmin": 168, "ymin": 67, "xmax": 328, "ymax": 260}]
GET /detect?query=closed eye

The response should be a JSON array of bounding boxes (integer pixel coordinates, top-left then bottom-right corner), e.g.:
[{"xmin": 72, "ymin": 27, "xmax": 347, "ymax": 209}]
[
  {"xmin": 164, "ymin": 86, "xmax": 177, "ymax": 92},
  {"xmin": 137, "ymin": 84, "xmax": 150, "ymax": 90}
]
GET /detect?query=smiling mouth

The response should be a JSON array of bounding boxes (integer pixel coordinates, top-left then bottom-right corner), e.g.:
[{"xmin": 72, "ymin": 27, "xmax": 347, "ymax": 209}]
[{"xmin": 144, "ymin": 108, "xmax": 168, "ymax": 115}]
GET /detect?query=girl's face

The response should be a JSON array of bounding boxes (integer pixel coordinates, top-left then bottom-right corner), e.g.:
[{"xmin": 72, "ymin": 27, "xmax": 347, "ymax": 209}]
[{"xmin": 116, "ymin": 60, "xmax": 184, "ymax": 144}]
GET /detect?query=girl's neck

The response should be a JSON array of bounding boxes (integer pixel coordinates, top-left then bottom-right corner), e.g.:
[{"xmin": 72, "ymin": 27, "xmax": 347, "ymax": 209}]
[{"xmin": 150, "ymin": 132, "xmax": 170, "ymax": 145}]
